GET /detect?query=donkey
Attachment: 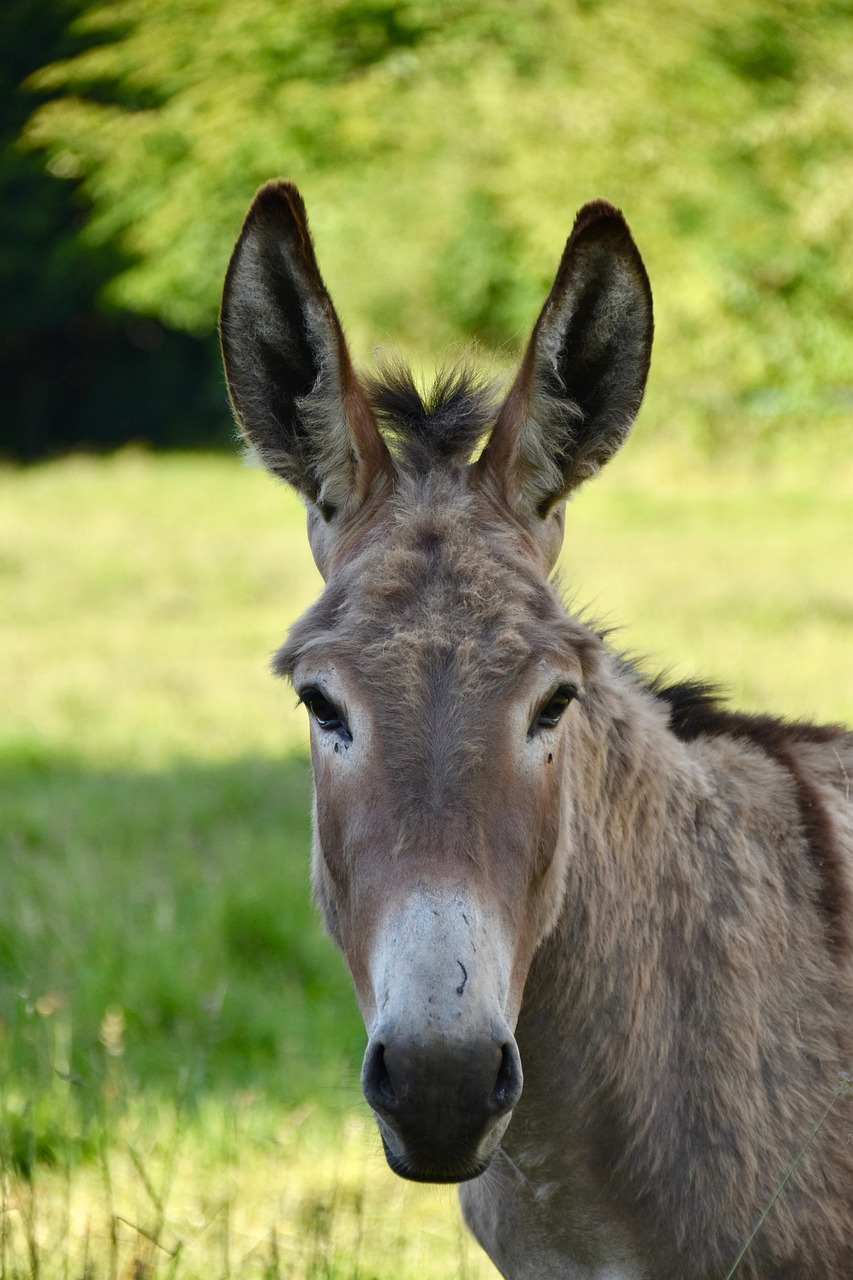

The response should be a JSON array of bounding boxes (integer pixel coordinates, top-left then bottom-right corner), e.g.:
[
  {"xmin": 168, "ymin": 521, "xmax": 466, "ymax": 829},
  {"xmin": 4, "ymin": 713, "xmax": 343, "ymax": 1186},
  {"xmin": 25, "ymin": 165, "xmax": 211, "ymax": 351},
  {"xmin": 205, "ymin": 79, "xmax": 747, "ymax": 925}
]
[{"xmin": 220, "ymin": 181, "xmax": 853, "ymax": 1279}]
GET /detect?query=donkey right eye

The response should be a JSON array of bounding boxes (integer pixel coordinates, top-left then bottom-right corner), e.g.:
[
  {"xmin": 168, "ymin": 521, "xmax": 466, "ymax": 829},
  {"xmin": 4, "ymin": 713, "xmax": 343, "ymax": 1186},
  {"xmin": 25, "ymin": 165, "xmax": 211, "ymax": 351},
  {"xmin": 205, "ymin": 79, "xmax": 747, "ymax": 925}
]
[
  {"xmin": 528, "ymin": 684, "xmax": 578, "ymax": 737},
  {"xmin": 299, "ymin": 688, "xmax": 351, "ymax": 741}
]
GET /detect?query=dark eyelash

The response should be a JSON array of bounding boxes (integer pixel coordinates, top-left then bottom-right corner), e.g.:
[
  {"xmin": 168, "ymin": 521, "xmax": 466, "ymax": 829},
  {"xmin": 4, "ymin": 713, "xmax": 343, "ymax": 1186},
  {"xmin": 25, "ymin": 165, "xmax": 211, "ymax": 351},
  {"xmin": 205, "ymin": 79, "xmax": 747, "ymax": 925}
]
[
  {"xmin": 528, "ymin": 684, "xmax": 579, "ymax": 738},
  {"xmin": 297, "ymin": 687, "xmax": 352, "ymax": 742}
]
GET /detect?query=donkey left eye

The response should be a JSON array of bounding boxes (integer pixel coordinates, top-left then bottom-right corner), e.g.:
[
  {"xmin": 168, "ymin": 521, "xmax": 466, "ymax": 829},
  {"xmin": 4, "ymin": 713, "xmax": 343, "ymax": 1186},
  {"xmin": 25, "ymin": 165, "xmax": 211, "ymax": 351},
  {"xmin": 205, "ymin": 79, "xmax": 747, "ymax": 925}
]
[
  {"xmin": 299, "ymin": 687, "xmax": 352, "ymax": 741},
  {"xmin": 529, "ymin": 685, "xmax": 578, "ymax": 737}
]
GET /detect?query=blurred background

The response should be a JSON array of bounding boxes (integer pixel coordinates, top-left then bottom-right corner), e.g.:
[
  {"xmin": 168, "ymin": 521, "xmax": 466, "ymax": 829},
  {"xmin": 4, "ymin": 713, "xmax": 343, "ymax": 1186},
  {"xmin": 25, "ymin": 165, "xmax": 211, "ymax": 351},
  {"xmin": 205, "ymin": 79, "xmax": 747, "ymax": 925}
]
[
  {"xmin": 1, "ymin": 1, "xmax": 851, "ymax": 1275},
  {"xmin": 3, "ymin": 0, "xmax": 853, "ymax": 461}
]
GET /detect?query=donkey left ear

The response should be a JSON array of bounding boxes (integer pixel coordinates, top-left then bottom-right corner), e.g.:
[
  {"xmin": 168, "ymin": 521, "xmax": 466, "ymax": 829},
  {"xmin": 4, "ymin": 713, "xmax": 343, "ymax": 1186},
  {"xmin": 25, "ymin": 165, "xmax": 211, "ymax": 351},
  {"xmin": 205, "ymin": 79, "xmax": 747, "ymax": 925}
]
[
  {"xmin": 476, "ymin": 200, "xmax": 653, "ymax": 528},
  {"xmin": 220, "ymin": 181, "xmax": 394, "ymax": 535}
]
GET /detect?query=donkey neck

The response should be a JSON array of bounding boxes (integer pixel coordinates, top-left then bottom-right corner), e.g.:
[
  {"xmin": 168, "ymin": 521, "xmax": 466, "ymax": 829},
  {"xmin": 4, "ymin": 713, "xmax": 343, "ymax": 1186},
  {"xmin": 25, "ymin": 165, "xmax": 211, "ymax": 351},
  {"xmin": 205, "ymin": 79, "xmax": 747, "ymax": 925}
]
[
  {"xmin": 508, "ymin": 650, "xmax": 848, "ymax": 1265},
  {"xmin": 520, "ymin": 652, "xmax": 717, "ymax": 1075},
  {"xmin": 521, "ymin": 648, "xmax": 825, "ymax": 1067}
]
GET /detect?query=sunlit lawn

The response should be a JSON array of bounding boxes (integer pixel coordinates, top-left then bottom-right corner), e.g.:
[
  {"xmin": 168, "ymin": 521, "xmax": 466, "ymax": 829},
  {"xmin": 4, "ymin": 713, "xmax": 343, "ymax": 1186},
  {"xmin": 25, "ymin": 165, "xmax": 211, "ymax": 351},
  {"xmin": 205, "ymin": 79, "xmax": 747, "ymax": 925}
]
[
  {"xmin": 0, "ymin": 443, "xmax": 850, "ymax": 1276},
  {"xmin": 0, "ymin": 1096, "xmax": 487, "ymax": 1278}
]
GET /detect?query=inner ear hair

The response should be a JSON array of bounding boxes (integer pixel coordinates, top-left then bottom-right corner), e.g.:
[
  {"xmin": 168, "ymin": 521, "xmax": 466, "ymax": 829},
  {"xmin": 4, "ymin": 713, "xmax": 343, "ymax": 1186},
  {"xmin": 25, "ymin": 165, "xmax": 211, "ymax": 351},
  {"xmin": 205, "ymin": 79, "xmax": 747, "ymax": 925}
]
[
  {"xmin": 220, "ymin": 181, "xmax": 393, "ymax": 517},
  {"xmin": 479, "ymin": 200, "xmax": 653, "ymax": 520}
]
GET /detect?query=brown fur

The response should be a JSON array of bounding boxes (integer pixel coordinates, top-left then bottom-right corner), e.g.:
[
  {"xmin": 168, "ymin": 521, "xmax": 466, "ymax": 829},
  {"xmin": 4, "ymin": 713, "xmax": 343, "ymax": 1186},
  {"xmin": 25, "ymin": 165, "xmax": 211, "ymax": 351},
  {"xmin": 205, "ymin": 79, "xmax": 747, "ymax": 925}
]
[
  {"xmin": 221, "ymin": 182, "xmax": 853, "ymax": 1279},
  {"xmin": 652, "ymin": 679, "xmax": 853, "ymax": 959},
  {"xmin": 511, "ymin": 655, "xmax": 853, "ymax": 1277}
]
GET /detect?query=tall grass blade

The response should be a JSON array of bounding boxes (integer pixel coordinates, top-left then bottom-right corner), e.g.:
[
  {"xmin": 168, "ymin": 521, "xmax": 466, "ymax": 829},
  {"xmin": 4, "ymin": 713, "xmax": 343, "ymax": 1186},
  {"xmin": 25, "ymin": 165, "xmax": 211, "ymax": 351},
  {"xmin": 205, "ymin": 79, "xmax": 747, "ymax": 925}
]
[{"xmin": 725, "ymin": 1073, "xmax": 852, "ymax": 1279}]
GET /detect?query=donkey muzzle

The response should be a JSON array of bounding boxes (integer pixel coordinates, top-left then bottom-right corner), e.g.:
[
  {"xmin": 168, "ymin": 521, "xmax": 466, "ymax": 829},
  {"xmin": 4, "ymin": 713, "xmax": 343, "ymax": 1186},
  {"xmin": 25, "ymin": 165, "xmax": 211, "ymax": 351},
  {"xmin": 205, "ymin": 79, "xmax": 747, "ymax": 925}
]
[
  {"xmin": 360, "ymin": 888, "xmax": 523, "ymax": 1182},
  {"xmin": 362, "ymin": 1026, "xmax": 522, "ymax": 1182}
]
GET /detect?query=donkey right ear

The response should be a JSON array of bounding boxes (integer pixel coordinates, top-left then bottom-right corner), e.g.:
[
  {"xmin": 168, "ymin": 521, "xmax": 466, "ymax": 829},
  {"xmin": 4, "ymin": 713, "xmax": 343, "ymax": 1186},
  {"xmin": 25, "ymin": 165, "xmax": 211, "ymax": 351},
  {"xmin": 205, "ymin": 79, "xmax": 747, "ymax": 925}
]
[
  {"xmin": 220, "ymin": 181, "xmax": 394, "ymax": 526},
  {"xmin": 475, "ymin": 200, "xmax": 653, "ymax": 535}
]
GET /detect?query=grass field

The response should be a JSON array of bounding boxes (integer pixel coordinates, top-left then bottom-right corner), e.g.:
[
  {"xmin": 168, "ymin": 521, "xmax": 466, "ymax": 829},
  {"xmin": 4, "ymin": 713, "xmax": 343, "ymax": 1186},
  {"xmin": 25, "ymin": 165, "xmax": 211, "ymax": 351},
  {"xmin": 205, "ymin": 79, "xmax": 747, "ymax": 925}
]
[{"xmin": 1, "ymin": 443, "xmax": 851, "ymax": 1276}]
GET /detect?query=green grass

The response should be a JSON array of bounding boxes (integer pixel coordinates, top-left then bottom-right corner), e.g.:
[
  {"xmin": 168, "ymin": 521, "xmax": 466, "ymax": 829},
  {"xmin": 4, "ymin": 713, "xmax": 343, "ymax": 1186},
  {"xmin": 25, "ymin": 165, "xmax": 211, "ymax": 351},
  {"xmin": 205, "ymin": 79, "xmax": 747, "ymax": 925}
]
[
  {"xmin": 560, "ymin": 442, "xmax": 853, "ymax": 725},
  {"xmin": 0, "ymin": 446, "xmax": 850, "ymax": 1275},
  {"xmin": 0, "ymin": 1093, "xmax": 494, "ymax": 1276}
]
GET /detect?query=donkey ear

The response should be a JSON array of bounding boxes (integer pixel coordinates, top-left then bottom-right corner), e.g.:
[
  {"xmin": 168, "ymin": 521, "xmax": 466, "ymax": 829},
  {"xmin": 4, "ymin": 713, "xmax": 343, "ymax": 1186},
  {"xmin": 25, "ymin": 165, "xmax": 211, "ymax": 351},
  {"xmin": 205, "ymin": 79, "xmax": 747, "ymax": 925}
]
[
  {"xmin": 477, "ymin": 200, "xmax": 652, "ymax": 521},
  {"xmin": 220, "ymin": 181, "xmax": 394, "ymax": 522}
]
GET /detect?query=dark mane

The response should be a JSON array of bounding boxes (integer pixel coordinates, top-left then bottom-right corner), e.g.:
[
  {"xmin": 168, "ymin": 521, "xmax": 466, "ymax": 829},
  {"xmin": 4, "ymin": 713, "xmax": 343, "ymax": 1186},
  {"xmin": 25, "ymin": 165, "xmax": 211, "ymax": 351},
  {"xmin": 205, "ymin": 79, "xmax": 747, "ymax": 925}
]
[
  {"xmin": 651, "ymin": 675, "xmax": 852, "ymax": 957},
  {"xmin": 650, "ymin": 675, "xmax": 845, "ymax": 748},
  {"xmin": 365, "ymin": 361, "xmax": 501, "ymax": 470}
]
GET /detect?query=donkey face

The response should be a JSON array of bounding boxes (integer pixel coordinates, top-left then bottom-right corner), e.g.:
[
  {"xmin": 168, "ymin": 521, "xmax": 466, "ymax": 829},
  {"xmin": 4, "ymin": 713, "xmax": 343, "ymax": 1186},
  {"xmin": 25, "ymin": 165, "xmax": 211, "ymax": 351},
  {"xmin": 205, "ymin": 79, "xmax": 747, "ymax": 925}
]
[
  {"xmin": 221, "ymin": 182, "xmax": 652, "ymax": 1183},
  {"xmin": 274, "ymin": 473, "xmax": 602, "ymax": 1181}
]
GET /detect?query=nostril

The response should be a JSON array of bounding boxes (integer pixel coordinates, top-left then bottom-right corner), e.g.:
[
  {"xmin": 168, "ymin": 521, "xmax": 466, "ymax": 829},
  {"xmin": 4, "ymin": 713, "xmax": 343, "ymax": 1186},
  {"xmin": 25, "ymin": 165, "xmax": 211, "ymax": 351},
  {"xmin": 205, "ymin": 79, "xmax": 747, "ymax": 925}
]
[
  {"xmin": 489, "ymin": 1040, "xmax": 523, "ymax": 1115},
  {"xmin": 362, "ymin": 1040, "xmax": 397, "ymax": 1114}
]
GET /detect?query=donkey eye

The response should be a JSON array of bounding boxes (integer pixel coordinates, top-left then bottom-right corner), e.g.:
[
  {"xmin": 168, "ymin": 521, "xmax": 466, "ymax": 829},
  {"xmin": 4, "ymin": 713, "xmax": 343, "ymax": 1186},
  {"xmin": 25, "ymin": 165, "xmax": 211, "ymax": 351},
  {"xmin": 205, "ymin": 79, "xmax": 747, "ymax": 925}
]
[
  {"xmin": 529, "ymin": 685, "xmax": 578, "ymax": 737},
  {"xmin": 299, "ymin": 687, "xmax": 351, "ymax": 741}
]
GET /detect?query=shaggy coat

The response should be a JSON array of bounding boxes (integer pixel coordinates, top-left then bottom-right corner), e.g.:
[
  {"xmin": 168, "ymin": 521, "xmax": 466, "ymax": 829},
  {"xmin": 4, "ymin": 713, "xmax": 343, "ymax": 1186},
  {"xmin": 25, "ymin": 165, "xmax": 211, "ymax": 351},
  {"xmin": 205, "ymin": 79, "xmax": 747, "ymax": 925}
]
[{"xmin": 221, "ymin": 180, "xmax": 853, "ymax": 1279}]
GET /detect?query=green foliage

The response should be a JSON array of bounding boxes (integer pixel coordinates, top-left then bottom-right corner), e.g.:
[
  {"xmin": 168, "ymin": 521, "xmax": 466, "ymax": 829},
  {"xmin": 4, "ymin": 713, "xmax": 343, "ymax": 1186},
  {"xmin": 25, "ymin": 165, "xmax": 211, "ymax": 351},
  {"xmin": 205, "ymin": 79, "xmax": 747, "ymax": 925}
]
[
  {"xmin": 2, "ymin": 0, "xmax": 851, "ymax": 457},
  {"xmin": 14, "ymin": 0, "xmax": 852, "ymax": 454},
  {"xmin": 0, "ymin": 0, "xmax": 231, "ymax": 459},
  {"xmin": 435, "ymin": 189, "xmax": 539, "ymax": 348}
]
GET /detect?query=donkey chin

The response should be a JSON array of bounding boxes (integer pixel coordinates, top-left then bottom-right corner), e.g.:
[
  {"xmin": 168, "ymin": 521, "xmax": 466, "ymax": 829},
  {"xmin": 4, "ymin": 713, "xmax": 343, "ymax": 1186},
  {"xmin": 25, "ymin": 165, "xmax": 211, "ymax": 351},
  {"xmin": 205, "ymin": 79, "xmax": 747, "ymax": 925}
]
[{"xmin": 373, "ymin": 1107, "xmax": 516, "ymax": 1185}]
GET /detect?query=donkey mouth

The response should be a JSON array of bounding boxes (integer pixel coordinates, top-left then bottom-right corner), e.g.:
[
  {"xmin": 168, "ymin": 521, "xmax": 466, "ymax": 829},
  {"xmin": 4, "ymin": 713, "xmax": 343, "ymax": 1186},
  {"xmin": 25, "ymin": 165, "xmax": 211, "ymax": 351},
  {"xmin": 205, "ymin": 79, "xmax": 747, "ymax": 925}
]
[
  {"xmin": 373, "ymin": 1106, "xmax": 514, "ymax": 1185},
  {"xmin": 361, "ymin": 1022, "xmax": 522, "ymax": 1185},
  {"xmin": 379, "ymin": 1133, "xmax": 496, "ymax": 1184}
]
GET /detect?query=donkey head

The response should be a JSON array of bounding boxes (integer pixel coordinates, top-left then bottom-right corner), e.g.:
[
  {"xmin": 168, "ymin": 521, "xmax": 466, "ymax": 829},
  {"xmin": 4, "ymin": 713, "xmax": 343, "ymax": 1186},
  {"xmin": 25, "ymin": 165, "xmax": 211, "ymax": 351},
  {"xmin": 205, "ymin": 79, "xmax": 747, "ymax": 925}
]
[{"xmin": 221, "ymin": 182, "xmax": 652, "ymax": 1183}]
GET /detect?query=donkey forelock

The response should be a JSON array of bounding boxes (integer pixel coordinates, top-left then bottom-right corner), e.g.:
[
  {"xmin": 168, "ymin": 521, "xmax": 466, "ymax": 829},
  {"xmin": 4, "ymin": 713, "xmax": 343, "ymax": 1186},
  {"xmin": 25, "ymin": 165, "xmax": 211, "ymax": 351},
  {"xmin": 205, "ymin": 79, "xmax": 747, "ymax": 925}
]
[{"xmin": 366, "ymin": 361, "xmax": 502, "ymax": 471}]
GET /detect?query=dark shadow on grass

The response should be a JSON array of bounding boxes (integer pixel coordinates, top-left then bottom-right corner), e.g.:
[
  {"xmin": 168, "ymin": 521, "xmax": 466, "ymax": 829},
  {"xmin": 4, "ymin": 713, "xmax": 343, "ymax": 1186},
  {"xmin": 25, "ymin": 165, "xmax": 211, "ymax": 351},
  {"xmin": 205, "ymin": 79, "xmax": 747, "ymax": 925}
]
[{"xmin": 0, "ymin": 750, "xmax": 366, "ymax": 1133}]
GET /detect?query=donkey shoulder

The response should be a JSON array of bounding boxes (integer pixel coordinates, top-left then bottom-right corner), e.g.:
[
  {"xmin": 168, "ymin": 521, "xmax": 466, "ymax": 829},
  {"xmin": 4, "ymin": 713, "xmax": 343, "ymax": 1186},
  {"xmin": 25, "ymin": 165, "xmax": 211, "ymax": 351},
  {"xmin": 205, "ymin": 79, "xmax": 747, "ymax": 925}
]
[{"xmin": 653, "ymin": 677, "xmax": 853, "ymax": 960}]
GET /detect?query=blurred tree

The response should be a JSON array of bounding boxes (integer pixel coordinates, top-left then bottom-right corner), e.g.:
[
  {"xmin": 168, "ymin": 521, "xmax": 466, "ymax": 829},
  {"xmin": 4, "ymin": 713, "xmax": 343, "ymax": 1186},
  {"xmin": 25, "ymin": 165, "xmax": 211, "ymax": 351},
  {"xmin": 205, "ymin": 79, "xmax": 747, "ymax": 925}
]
[
  {"xmin": 434, "ymin": 189, "xmax": 541, "ymax": 348},
  {"xmin": 6, "ymin": 0, "xmax": 853, "ymax": 455},
  {"xmin": 0, "ymin": 0, "xmax": 230, "ymax": 459}
]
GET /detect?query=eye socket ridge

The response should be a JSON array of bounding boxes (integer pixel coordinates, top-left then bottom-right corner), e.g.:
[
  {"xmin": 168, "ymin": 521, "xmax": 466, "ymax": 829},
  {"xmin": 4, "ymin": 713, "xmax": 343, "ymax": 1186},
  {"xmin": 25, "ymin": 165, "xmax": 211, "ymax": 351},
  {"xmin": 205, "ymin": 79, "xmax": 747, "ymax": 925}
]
[
  {"xmin": 528, "ymin": 683, "xmax": 579, "ymax": 738},
  {"xmin": 297, "ymin": 686, "xmax": 352, "ymax": 742}
]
